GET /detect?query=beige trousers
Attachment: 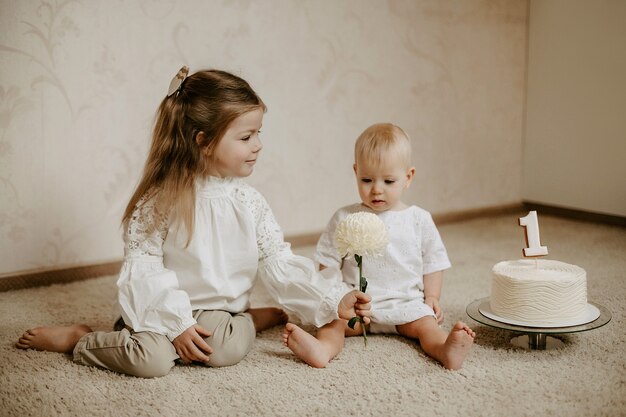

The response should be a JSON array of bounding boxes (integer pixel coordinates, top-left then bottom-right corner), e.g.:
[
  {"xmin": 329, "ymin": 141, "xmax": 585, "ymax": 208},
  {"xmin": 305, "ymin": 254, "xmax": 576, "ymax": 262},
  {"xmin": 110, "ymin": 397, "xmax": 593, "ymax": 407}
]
[{"xmin": 72, "ymin": 310, "xmax": 256, "ymax": 378}]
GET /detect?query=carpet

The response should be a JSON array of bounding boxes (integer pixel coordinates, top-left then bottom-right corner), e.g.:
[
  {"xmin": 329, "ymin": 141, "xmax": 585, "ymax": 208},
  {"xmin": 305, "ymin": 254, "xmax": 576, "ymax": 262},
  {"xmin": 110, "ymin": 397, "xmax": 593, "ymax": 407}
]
[{"xmin": 1, "ymin": 213, "xmax": 625, "ymax": 417}]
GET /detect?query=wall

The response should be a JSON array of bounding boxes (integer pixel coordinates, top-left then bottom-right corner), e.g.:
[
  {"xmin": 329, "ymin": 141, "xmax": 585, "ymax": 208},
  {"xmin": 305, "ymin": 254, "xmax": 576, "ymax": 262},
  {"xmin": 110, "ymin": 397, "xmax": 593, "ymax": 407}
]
[
  {"xmin": 0, "ymin": 0, "xmax": 528, "ymax": 276},
  {"xmin": 523, "ymin": 0, "xmax": 626, "ymax": 216}
]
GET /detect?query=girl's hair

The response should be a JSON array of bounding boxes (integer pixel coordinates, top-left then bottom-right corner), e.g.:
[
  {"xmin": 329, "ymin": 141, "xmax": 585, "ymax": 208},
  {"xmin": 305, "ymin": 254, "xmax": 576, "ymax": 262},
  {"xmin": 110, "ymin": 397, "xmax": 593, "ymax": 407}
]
[
  {"xmin": 354, "ymin": 123, "xmax": 411, "ymax": 168},
  {"xmin": 122, "ymin": 69, "xmax": 266, "ymax": 243}
]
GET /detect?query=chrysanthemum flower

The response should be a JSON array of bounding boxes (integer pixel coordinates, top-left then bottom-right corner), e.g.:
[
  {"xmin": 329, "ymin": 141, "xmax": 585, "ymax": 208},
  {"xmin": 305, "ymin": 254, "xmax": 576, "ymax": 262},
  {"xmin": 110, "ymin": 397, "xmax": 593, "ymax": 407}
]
[{"xmin": 334, "ymin": 212, "xmax": 388, "ymax": 258}]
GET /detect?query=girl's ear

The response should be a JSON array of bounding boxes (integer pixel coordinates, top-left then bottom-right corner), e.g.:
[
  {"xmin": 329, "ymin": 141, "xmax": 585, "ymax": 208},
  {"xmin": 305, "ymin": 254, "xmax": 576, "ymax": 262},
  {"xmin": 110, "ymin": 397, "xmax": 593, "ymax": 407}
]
[
  {"xmin": 196, "ymin": 131, "xmax": 211, "ymax": 156},
  {"xmin": 353, "ymin": 163, "xmax": 358, "ymax": 174},
  {"xmin": 195, "ymin": 131, "xmax": 206, "ymax": 146}
]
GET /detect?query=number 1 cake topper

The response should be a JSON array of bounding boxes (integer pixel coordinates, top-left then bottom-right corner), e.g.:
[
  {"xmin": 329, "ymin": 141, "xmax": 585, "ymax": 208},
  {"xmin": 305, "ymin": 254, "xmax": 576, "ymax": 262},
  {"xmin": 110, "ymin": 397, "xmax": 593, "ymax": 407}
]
[{"xmin": 519, "ymin": 211, "xmax": 548, "ymax": 257}]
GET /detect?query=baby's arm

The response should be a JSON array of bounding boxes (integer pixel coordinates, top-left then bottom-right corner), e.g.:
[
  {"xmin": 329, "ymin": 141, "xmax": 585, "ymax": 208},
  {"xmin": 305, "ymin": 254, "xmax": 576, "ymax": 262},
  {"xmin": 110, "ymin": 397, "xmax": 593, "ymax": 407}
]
[
  {"xmin": 423, "ymin": 270, "xmax": 444, "ymax": 324},
  {"xmin": 419, "ymin": 210, "xmax": 451, "ymax": 325}
]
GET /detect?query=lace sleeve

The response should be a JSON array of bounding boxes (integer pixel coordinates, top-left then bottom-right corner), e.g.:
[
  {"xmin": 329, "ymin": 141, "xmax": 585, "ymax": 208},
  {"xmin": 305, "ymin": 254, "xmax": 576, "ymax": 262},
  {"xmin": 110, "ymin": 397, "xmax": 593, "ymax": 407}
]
[
  {"xmin": 233, "ymin": 184, "xmax": 350, "ymax": 327},
  {"xmin": 118, "ymin": 191, "xmax": 195, "ymax": 340},
  {"xmin": 233, "ymin": 185, "xmax": 289, "ymax": 260},
  {"xmin": 124, "ymin": 191, "xmax": 169, "ymax": 258}
]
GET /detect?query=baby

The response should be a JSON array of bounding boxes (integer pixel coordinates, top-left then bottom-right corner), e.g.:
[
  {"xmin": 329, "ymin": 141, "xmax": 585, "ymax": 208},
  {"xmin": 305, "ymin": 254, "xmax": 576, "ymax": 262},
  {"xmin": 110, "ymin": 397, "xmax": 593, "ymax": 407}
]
[{"xmin": 283, "ymin": 123, "xmax": 475, "ymax": 370}]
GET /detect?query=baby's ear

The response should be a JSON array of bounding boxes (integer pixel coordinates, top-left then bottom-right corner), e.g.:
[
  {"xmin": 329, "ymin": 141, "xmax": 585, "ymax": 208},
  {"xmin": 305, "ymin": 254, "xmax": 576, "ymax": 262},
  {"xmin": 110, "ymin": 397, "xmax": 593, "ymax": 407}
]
[
  {"xmin": 405, "ymin": 167, "xmax": 416, "ymax": 187},
  {"xmin": 353, "ymin": 163, "xmax": 358, "ymax": 174}
]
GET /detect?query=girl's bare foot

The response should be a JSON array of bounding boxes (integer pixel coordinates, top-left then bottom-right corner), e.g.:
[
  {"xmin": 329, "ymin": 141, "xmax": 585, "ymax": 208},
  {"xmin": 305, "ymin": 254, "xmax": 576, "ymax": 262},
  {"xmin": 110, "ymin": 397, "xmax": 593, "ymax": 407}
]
[
  {"xmin": 15, "ymin": 324, "xmax": 92, "ymax": 354},
  {"xmin": 282, "ymin": 323, "xmax": 332, "ymax": 368},
  {"xmin": 248, "ymin": 307, "xmax": 288, "ymax": 332},
  {"xmin": 439, "ymin": 321, "xmax": 475, "ymax": 370}
]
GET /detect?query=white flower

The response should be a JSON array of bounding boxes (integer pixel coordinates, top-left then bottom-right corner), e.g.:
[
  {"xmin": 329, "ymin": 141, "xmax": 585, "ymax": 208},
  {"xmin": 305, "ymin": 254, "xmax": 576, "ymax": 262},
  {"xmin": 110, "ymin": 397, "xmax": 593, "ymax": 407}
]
[{"xmin": 334, "ymin": 212, "xmax": 388, "ymax": 258}]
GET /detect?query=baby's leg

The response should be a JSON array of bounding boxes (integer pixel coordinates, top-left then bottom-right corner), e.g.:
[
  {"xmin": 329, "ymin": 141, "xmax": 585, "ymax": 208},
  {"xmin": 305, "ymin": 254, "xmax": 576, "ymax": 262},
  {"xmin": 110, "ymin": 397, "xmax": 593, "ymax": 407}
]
[
  {"xmin": 282, "ymin": 320, "xmax": 347, "ymax": 368},
  {"xmin": 397, "ymin": 318, "xmax": 475, "ymax": 370},
  {"xmin": 16, "ymin": 324, "xmax": 92, "ymax": 353},
  {"xmin": 247, "ymin": 307, "xmax": 289, "ymax": 332}
]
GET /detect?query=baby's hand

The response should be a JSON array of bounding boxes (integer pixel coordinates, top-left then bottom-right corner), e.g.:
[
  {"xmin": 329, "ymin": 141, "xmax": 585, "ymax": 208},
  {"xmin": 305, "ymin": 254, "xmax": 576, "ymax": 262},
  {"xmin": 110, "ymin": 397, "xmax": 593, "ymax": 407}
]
[
  {"xmin": 338, "ymin": 290, "xmax": 372, "ymax": 324},
  {"xmin": 425, "ymin": 296, "xmax": 444, "ymax": 324}
]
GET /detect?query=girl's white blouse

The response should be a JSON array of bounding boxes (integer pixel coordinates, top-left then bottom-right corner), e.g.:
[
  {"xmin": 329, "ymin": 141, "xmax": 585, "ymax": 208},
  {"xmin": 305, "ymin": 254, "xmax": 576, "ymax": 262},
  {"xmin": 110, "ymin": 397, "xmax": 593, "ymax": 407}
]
[
  {"xmin": 314, "ymin": 204, "xmax": 451, "ymax": 326},
  {"xmin": 117, "ymin": 176, "xmax": 349, "ymax": 341}
]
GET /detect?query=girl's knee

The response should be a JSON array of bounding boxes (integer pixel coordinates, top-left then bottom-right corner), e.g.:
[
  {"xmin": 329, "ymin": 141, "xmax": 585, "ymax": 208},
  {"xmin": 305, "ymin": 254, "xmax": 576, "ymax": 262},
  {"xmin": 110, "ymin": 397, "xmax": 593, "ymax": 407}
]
[
  {"xmin": 202, "ymin": 312, "xmax": 255, "ymax": 367},
  {"xmin": 125, "ymin": 359, "xmax": 173, "ymax": 378},
  {"xmin": 121, "ymin": 333, "xmax": 176, "ymax": 378},
  {"xmin": 209, "ymin": 340, "xmax": 251, "ymax": 367},
  {"xmin": 123, "ymin": 345, "xmax": 176, "ymax": 378}
]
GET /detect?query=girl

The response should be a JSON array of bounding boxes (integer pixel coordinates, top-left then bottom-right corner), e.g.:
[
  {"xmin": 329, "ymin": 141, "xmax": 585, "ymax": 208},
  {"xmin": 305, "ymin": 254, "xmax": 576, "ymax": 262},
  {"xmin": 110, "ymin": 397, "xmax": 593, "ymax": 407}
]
[{"xmin": 16, "ymin": 67, "xmax": 371, "ymax": 378}]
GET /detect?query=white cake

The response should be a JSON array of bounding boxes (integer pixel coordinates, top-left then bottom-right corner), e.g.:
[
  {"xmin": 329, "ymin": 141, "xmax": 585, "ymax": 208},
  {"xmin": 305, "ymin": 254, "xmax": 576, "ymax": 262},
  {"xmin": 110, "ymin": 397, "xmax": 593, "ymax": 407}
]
[{"xmin": 490, "ymin": 259, "xmax": 587, "ymax": 325}]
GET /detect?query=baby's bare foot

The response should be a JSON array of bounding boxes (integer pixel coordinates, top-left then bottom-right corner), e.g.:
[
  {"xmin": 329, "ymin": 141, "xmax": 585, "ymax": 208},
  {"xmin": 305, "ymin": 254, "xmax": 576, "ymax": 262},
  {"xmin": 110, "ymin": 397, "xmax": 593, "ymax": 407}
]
[
  {"xmin": 440, "ymin": 321, "xmax": 475, "ymax": 370},
  {"xmin": 282, "ymin": 323, "xmax": 331, "ymax": 368},
  {"xmin": 15, "ymin": 324, "xmax": 92, "ymax": 354},
  {"xmin": 248, "ymin": 307, "xmax": 288, "ymax": 332}
]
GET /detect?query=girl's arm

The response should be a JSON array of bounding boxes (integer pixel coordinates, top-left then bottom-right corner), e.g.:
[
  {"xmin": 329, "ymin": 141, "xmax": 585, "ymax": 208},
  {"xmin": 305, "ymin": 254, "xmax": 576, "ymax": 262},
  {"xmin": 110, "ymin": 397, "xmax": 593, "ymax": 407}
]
[
  {"xmin": 117, "ymin": 192, "xmax": 197, "ymax": 341},
  {"xmin": 247, "ymin": 188, "xmax": 369, "ymax": 327}
]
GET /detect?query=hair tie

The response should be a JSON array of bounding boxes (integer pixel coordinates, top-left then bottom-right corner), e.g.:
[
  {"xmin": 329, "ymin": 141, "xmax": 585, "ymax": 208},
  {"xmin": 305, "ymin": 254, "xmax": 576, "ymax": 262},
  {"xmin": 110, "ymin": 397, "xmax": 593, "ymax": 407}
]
[{"xmin": 167, "ymin": 65, "xmax": 189, "ymax": 97}]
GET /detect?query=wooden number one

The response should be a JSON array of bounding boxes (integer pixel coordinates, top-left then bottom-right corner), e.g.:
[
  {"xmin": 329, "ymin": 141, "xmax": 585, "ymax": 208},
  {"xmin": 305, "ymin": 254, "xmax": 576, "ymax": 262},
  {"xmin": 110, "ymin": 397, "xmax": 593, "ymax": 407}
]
[{"xmin": 519, "ymin": 211, "xmax": 548, "ymax": 257}]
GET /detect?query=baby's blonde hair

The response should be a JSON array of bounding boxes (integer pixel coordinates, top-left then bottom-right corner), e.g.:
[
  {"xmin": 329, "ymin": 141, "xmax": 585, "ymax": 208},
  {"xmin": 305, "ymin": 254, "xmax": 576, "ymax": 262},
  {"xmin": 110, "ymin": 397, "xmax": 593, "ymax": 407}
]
[{"xmin": 354, "ymin": 123, "xmax": 411, "ymax": 168}]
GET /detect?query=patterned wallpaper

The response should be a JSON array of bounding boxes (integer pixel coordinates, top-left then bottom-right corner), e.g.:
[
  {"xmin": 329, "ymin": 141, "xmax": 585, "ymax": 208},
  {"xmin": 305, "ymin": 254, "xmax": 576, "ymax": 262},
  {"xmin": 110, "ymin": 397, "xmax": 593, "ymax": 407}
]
[{"xmin": 0, "ymin": 0, "xmax": 528, "ymax": 275}]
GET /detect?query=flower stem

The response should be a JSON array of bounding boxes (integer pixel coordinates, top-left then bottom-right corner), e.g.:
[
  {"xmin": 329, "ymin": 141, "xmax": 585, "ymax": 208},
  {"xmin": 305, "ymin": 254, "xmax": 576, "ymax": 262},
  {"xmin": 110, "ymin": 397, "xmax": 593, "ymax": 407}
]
[
  {"xmin": 362, "ymin": 320, "xmax": 368, "ymax": 346},
  {"xmin": 354, "ymin": 254, "xmax": 367, "ymax": 346}
]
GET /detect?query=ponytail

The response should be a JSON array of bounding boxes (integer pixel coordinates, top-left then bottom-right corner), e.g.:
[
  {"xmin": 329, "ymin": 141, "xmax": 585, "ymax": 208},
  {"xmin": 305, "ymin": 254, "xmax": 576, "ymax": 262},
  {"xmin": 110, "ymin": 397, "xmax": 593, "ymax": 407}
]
[{"xmin": 122, "ymin": 68, "xmax": 265, "ymax": 245}]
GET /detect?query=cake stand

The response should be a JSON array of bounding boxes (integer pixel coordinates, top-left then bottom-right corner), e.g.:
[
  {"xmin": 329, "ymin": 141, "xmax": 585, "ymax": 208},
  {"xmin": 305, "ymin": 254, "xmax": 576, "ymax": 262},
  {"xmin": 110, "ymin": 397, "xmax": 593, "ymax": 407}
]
[{"xmin": 466, "ymin": 297, "xmax": 611, "ymax": 350}]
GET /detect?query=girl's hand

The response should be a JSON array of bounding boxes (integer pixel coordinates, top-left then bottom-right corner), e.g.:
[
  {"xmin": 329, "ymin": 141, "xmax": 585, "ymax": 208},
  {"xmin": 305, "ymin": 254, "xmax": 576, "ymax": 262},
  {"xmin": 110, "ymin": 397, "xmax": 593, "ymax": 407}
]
[
  {"xmin": 172, "ymin": 324, "xmax": 213, "ymax": 364},
  {"xmin": 425, "ymin": 296, "xmax": 444, "ymax": 324},
  {"xmin": 338, "ymin": 290, "xmax": 372, "ymax": 325}
]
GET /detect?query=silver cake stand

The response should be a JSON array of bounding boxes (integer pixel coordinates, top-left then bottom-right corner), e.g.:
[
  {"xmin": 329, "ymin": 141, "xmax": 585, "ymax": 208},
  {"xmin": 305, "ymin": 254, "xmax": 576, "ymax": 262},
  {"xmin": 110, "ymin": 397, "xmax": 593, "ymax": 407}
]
[{"xmin": 466, "ymin": 297, "xmax": 611, "ymax": 350}]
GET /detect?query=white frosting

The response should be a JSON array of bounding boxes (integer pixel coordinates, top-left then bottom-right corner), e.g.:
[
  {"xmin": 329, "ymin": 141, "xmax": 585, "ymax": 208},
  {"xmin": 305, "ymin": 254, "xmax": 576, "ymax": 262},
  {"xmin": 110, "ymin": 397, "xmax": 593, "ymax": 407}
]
[{"xmin": 490, "ymin": 259, "xmax": 587, "ymax": 325}]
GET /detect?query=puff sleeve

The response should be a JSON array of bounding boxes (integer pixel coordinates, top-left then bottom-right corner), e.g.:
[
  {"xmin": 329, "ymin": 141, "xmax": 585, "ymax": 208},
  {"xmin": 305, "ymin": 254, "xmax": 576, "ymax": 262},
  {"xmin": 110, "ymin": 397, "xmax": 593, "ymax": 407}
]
[
  {"xmin": 240, "ymin": 187, "xmax": 351, "ymax": 327},
  {"xmin": 419, "ymin": 211, "xmax": 451, "ymax": 275},
  {"xmin": 116, "ymin": 193, "xmax": 196, "ymax": 341}
]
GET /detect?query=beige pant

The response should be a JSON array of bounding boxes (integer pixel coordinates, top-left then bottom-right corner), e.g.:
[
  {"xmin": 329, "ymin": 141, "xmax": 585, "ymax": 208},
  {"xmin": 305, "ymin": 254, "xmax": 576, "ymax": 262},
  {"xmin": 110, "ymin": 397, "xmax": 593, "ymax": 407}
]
[{"xmin": 72, "ymin": 310, "xmax": 256, "ymax": 378}]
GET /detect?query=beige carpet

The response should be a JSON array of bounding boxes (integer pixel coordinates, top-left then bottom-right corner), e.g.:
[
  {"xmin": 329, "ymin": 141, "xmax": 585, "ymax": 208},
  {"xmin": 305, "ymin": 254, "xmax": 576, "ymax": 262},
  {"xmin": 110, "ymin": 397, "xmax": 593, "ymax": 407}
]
[{"xmin": 1, "ymin": 213, "xmax": 625, "ymax": 417}]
